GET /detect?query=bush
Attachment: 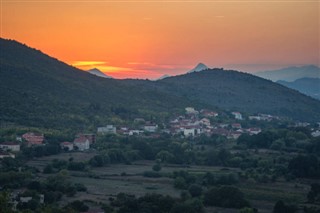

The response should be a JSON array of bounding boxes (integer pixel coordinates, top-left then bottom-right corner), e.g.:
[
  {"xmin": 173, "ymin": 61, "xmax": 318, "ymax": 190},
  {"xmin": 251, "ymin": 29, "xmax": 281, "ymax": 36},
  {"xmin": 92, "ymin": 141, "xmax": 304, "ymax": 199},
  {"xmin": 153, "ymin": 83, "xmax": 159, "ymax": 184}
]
[
  {"xmin": 204, "ymin": 186, "xmax": 250, "ymax": 209},
  {"xmin": 188, "ymin": 184, "xmax": 202, "ymax": 197},
  {"xmin": 152, "ymin": 164, "xmax": 162, "ymax": 172},
  {"xmin": 143, "ymin": 171, "xmax": 161, "ymax": 178}
]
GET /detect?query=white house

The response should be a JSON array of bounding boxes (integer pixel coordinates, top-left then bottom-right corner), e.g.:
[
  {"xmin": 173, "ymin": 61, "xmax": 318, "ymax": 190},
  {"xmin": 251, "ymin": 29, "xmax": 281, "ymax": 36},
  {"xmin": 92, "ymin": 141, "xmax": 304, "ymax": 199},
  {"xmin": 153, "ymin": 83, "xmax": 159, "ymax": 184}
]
[
  {"xmin": 0, "ymin": 142, "xmax": 20, "ymax": 152},
  {"xmin": 185, "ymin": 107, "xmax": 199, "ymax": 114},
  {"xmin": 0, "ymin": 151, "xmax": 15, "ymax": 158},
  {"xmin": 144, "ymin": 124, "xmax": 158, "ymax": 132},
  {"xmin": 232, "ymin": 112, "xmax": 243, "ymax": 120},
  {"xmin": 311, "ymin": 130, "xmax": 320, "ymax": 137},
  {"xmin": 247, "ymin": 128, "xmax": 262, "ymax": 135},
  {"xmin": 97, "ymin": 125, "xmax": 117, "ymax": 134},
  {"xmin": 60, "ymin": 142, "xmax": 74, "ymax": 151},
  {"xmin": 129, "ymin": 130, "xmax": 144, "ymax": 136},
  {"xmin": 73, "ymin": 136, "xmax": 90, "ymax": 151},
  {"xmin": 200, "ymin": 118, "xmax": 211, "ymax": 126},
  {"xmin": 183, "ymin": 127, "xmax": 201, "ymax": 137}
]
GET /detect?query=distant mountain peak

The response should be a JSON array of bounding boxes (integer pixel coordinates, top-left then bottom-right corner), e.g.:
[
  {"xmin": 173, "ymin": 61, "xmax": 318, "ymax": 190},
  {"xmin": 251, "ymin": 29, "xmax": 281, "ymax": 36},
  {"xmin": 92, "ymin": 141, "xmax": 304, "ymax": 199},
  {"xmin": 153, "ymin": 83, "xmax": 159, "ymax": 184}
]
[
  {"xmin": 88, "ymin": 68, "xmax": 113, "ymax": 79},
  {"xmin": 187, "ymin": 63, "xmax": 209, "ymax": 73}
]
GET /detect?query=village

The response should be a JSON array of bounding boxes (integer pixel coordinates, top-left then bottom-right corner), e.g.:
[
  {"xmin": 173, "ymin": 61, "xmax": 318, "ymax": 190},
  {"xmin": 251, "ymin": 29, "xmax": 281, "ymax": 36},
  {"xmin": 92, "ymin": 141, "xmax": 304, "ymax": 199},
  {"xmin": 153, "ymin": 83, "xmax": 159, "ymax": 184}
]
[
  {"xmin": 1, "ymin": 107, "xmax": 320, "ymax": 213},
  {"xmin": 0, "ymin": 107, "xmax": 290, "ymax": 158}
]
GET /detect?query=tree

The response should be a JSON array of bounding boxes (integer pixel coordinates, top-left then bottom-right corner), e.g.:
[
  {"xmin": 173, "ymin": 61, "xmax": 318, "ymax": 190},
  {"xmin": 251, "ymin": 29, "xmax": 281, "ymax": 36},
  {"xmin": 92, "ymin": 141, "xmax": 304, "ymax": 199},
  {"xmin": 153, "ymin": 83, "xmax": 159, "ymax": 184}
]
[
  {"xmin": 204, "ymin": 186, "xmax": 250, "ymax": 209},
  {"xmin": 273, "ymin": 200, "xmax": 297, "ymax": 213},
  {"xmin": 288, "ymin": 155, "xmax": 320, "ymax": 178},
  {"xmin": 152, "ymin": 164, "xmax": 162, "ymax": 172},
  {"xmin": 308, "ymin": 183, "xmax": 320, "ymax": 203},
  {"xmin": 66, "ymin": 200, "xmax": 89, "ymax": 212},
  {"xmin": 156, "ymin": 150, "xmax": 174, "ymax": 163},
  {"xmin": 174, "ymin": 177, "xmax": 187, "ymax": 189},
  {"xmin": 0, "ymin": 191, "xmax": 13, "ymax": 213},
  {"xmin": 43, "ymin": 164, "xmax": 53, "ymax": 174},
  {"xmin": 188, "ymin": 184, "xmax": 202, "ymax": 197}
]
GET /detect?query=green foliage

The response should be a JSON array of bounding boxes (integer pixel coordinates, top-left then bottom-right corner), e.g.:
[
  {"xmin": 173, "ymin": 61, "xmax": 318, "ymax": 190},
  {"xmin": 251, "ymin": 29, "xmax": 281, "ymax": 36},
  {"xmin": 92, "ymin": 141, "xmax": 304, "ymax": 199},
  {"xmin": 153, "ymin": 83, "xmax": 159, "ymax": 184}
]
[
  {"xmin": 273, "ymin": 200, "xmax": 298, "ymax": 213},
  {"xmin": 288, "ymin": 155, "xmax": 320, "ymax": 178},
  {"xmin": 143, "ymin": 171, "xmax": 162, "ymax": 178},
  {"xmin": 89, "ymin": 154, "xmax": 110, "ymax": 167},
  {"xmin": 65, "ymin": 200, "xmax": 89, "ymax": 212},
  {"xmin": 152, "ymin": 163, "xmax": 162, "ymax": 172},
  {"xmin": 0, "ymin": 39, "xmax": 193, "ymax": 131},
  {"xmin": 308, "ymin": 183, "xmax": 320, "ymax": 203},
  {"xmin": 204, "ymin": 186, "xmax": 250, "ymax": 209},
  {"xmin": 171, "ymin": 198, "xmax": 204, "ymax": 213},
  {"xmin": 188, "ymin": 184, "xmax": 202, "ymax": 197},
  {"xmin": 67, "ymin": 162, "xmax": 85, "ymax": 171},
  {"xmin": 0, "ymin": 191, "xmax": 14, "ymax": 213}
]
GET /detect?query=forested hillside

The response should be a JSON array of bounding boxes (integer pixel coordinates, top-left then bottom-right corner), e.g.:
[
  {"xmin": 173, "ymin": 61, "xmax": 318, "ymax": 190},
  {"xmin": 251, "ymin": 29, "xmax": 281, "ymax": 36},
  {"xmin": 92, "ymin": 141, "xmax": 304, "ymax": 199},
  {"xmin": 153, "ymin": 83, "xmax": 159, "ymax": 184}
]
[{"xmin": 0, "ymin": 39, "xmax": 196, "ymax": 130}]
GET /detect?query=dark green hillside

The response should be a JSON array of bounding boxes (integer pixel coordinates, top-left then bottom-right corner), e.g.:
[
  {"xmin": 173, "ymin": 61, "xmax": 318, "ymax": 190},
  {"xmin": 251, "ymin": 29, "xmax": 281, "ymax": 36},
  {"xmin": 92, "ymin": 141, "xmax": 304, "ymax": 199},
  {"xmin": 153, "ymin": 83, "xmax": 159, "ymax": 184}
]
[
  {"xmin": 0, "ymin": 38, "xmax": 194, "ymax": 130},
  {"xmin": 277, "ymin": 78, "xmax": 320, "ymax": 100},
  {"xmin": 155, "ymin": 69, "xmax": 320, "ymax": 121}
]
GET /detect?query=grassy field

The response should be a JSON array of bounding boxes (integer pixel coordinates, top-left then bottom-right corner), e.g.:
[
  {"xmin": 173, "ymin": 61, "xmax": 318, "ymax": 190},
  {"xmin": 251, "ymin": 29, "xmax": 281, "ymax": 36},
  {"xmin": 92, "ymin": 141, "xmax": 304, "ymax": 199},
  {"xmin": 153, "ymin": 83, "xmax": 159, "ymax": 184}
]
[{"xmin": 27, "ymin": 152, "xmax": 311, "ymax": 212}]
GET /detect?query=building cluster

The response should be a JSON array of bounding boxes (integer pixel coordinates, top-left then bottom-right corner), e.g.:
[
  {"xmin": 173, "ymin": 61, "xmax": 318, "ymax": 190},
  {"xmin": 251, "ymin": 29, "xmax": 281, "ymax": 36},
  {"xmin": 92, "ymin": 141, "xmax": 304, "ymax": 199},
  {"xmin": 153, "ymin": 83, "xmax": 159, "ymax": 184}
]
[
  {"xmin": 1, "ymin": 108, "xmax": 317, "ymax": 157},
  {"xmin": 97, "ymin": 120, "xmax": 159, "ymax": 137},
  {"xmin": 248, "ymin": 114, "xmax": 280, "ymax": 121},
  {"xmin": 60, "ymin": 134, "xmax": 95, "ymax": 151},
  {"xmin": 8, "ymin": 190, "xmax": 44, "ymax": 211},
  {"xmin": 168, "ymin": 108, "xmax": 261, "ymax": 139},
  {"xmin": 96, "ymin": 108, "xmax": 263, "ymax": 140}
]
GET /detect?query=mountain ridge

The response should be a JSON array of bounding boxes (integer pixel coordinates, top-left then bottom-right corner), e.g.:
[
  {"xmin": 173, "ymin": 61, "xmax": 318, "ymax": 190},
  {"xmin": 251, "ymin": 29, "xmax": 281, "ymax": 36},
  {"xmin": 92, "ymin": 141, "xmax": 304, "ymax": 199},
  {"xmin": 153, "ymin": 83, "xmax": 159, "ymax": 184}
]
[
  {"xmin": 1, "ymin": 38, "xmax": 320, "ymax": 130},
  {"xmin": 0, "ymin": 38, "xmax": 197, "ymax": 129},
  {"xmin": 277, "ymin": 78, "xmax": 320, "ymax": 100}
]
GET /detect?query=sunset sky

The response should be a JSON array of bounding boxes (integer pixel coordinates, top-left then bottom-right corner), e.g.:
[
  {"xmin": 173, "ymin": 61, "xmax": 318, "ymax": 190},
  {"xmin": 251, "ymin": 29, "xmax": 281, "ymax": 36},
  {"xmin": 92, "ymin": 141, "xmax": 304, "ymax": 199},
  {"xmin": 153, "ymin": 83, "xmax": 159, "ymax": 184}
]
[{"xmin": 1, "ymin": 1, "xmax": 319, "ymax": 79}]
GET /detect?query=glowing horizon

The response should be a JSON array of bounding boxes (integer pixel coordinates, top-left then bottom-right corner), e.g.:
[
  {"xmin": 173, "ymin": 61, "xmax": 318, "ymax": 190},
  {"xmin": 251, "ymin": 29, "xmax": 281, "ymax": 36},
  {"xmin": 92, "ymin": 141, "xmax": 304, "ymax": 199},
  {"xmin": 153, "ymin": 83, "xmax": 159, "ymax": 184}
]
[{"xmin": 2, "ymin": 1, "xmax": 319, "ymax": 79}]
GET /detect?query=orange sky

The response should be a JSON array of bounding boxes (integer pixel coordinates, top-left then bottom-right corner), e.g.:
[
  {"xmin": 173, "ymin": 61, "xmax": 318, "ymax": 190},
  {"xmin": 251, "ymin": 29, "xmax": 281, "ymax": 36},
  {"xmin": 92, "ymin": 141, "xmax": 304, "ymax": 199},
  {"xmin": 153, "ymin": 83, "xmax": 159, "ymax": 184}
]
[{"xmin": 1, "ymin": 1, "xmax": 319, "ymax": 79}]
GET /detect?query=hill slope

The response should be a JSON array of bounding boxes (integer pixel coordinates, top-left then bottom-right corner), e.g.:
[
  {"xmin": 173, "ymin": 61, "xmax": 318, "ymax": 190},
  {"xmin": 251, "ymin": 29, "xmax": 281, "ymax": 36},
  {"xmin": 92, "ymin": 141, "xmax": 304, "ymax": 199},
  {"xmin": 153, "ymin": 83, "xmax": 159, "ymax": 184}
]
[
  {"xmin": 0, "ymin": 38, "xmax": 195, "ymax": 130},
  {"xmin": 277, "ymin": 78, "xmax": 320, "ymax": 100},
  {"xmin": 153, "ymin": 70, "xmax": 320, "ymax": 121},
  {"xmin": 255, "ymin": 65, "xmax": 320, "ymax": 82},
  {"xmin": 1, "ymin": 38, "xmax": 320, "ymax": 130}
]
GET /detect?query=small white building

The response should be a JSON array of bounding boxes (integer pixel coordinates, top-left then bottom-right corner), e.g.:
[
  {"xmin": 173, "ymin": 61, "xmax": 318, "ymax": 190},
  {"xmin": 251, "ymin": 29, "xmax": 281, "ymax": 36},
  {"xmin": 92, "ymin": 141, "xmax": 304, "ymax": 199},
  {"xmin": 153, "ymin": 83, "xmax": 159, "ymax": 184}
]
[
  {"xmin": 247, "ymin": 128, "xmax": 262, "ymax": 135},
  {"xmin": 183, "ymin": 127, "xmax": 201, "ymax": 137},
  {"xmin": 200, "ymin": 118, "xmax": 211, "ymax": 126},
  {"xmin": 20, "ymin": 197, "xmax": 32, "ymax": 203},
  {"xmin": 129, "ymin": 130, "xmax": 144, "ymax": 136},
  {"xmin": 312, "ymin": 130, "xmax": 320, "ymax": 137},
  {"xmin": 73, "ymin": 136, "xmax": 90, "ymax": 151},
  {"xmin": 144, "ymin": 124, "xmax": 158, "ymax": 132},
  {"xmin": 232, "ymin": 112, "xmax": 243, "ymax": 120},
  {"xmin": 185, "ymin": 107, "xmax": 199, "ymax": 114},
  {"xmin": 0, "ymin": 142, "xmax": 20, "ymax": 152},
  {"xmin": 0, "ymin": 151, "xmax": 15, "ymax": 158},
  {"xmin": 60, "ymin": 142, "xmax": 74, "ymax": 151},
  {"xmin": 97, "ymin": 125, "xmax": 117, "ymax": 134}
]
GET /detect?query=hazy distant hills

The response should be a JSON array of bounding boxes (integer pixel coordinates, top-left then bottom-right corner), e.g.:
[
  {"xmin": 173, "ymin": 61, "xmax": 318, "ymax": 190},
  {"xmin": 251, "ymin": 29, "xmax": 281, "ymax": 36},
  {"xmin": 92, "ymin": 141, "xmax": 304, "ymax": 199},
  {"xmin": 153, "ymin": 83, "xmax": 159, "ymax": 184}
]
[
  {"xmin": 277, "ymin": 78, "xmax": 320, "ymax": 100},
  {"xmin": 255, "ymin": 65, "xmax": 320, "ymax": 82},
  {"xmin": 1, "ymin": 38, "xmax": 320, "ymax": 130},
  {"xmin": 156, "ymin": 74, "xmax": 171, "ymax": 81},
  {"xmin": 88, "ymin": 68, "xmax": 113, "ymax": 78}
]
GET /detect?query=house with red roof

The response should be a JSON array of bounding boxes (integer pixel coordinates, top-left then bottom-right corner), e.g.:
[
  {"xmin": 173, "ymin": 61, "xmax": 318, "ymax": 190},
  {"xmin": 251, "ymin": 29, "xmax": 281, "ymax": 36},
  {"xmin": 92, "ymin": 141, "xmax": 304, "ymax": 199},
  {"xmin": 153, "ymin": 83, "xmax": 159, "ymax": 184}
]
[
  {"xmin": 73, "ymin": 136, "xmax": 90, "ymax": 151},
  {"xmin": 60, "ymin": 142, "xmax": 74, "ymax": 151},
  {"xmin": 22, "ymin": 132, "xmax": 44, "ymax": 146}
]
